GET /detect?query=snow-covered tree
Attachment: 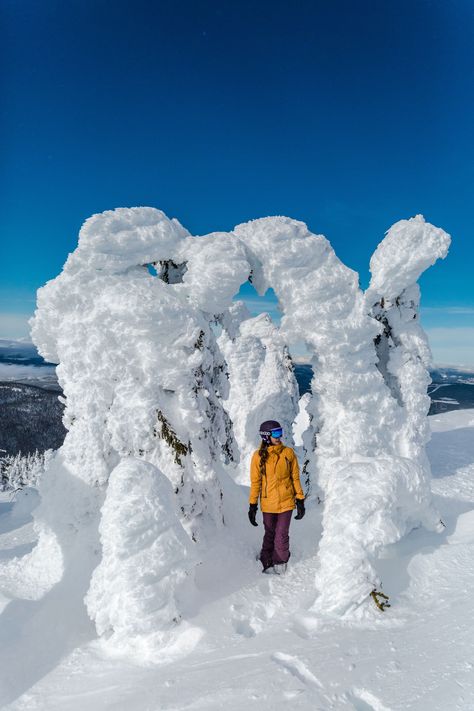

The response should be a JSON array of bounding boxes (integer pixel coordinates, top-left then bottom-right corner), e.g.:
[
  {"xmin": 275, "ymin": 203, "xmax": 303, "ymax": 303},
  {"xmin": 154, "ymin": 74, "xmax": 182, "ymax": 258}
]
[
  {"xmin": 233, "ymin": 215, "xmax": 375, "ymax": 499},
  {"xmin": 312, "ymin": 216, "xmax": 451, "ymax": 616},
  {"xmin": 24, "ymin": 205, "xmax": 451, "ymax": 637},
  {"xmin": 367, "ymin": 215, "xmax": 451, "ymax": 468},
  {"xmin": 292, "ymin": 392, "xmax": 316, "ymax": 498},
  {"xmin": 233, "ymin": 214, "xmax": 450, "ymax": 616},
  {"xmin": 26, "ymin": 208, "xmax": 248, "ymax": 652},
  {"xmin": 85, "ymin": 458, "xmax": 196, "ymax": 660},
  {"xmin": 31, "ymin": 209, "xmax": 252, "ymax": 543},
  {"xmin": 0, "ymin": 449, "xmax": 53, "ymax": 492},
  {"xmin": 218, "ymin": 304, "xmax": 300, "ymax": 484}
]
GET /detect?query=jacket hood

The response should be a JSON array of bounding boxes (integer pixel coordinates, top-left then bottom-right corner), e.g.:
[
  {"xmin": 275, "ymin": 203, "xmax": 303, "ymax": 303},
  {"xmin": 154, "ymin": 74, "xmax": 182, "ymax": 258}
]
[{"xmin": 267, "ymin": 443, "xmax": 285, "ymax": 453}]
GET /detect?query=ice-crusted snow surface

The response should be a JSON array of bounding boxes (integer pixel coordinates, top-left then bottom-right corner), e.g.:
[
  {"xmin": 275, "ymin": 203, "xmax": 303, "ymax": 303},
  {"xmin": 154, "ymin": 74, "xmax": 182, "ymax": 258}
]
[{"xmin": 1, "ymin": 410, "xmax": 474, "ymax": 709}]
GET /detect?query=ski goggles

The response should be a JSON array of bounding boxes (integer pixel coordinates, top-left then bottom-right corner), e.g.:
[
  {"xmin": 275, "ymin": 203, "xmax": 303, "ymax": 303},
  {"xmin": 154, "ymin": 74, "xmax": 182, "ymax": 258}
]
[{"xmin": 260, "ymin": 427, "xmax": 283, "ymax": 439}]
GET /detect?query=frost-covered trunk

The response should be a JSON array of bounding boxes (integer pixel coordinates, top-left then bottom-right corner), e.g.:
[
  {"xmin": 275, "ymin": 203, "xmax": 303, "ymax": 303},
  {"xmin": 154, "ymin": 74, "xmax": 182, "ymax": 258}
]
[{"xmin": 292, "ymin": 392, "xmax": 316, "ymax": 499}]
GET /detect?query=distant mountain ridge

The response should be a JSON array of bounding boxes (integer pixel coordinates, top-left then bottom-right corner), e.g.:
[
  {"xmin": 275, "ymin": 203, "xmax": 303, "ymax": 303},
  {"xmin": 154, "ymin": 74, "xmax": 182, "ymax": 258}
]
[
  {"xmin": 295, "ymin": 363, "xmax": 474, "ymax": 415},
  {"xmin": 0, "ymin": 338, "xmax": 53, "ymax": 366},
  {"xmin": 0, "ymin": 338, "xmax": 58, "ymax": 390},
  {"xmin": 430, "ymin": 367, "xmax": 474, "ymax": 385},
  {"xmin": 1, "ymin": 340, "xmax": 473, "ymax": 456}
]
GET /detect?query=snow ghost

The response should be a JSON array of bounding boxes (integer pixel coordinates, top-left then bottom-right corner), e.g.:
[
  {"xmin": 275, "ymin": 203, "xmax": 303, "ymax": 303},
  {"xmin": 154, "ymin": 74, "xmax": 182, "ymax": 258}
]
[
  {"xmin": 85, "ymin": 458, "xmax": 199, "ymax": 661},
  {"xmin": 28, "ymin": 206, "xmax": 450, "ymax": 641},
  {"xmin": 232, "ymin": 214, "xmax": 450, "ymax": 615}
]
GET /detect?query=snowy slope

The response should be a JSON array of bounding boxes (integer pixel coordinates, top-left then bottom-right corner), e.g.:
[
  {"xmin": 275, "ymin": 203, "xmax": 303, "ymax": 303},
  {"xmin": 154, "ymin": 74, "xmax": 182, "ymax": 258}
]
[{"xmin": 1, "ymin": 409, "xmax": 474, "ymax": 710}]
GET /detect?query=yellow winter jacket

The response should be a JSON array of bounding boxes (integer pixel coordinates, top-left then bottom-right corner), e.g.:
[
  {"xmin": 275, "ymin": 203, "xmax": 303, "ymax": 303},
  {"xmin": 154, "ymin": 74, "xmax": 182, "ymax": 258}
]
[{"xmin": 249, "ymin": 443, "xmax": 305, "ymax": 513}]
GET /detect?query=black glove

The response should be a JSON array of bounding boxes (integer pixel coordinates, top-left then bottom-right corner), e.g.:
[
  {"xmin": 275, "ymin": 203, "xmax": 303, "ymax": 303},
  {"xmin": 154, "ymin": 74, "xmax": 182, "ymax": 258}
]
[
  {"xmin": 294, "ymin": 498, "xmax": 305, "ymax": 520},
  {"xmin": 248, "ymin": 503, "xmax": 258, "ymax": 526}
]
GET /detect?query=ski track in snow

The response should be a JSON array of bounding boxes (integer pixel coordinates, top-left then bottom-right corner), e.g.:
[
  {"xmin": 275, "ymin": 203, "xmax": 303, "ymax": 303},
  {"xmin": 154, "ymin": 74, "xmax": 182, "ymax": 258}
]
[
  {"xmin": 272, "ymin": 650, "xmax": 323, "ymax": 687},
  {"xmin": 2, "ymin": 411, "xmax": 474, "ymax": 710}
]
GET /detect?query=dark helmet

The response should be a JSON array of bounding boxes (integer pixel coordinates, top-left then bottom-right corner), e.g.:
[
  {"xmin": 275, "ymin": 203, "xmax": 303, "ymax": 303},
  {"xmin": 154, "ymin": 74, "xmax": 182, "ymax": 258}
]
[{"xmin": 259, "ymin": 420, "xmax": 282, "ymax": 444}]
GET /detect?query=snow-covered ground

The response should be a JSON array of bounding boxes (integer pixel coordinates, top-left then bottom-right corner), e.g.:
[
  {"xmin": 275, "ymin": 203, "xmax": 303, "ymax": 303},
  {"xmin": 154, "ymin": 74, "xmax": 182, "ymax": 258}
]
[{"xmin": 1, "ymin": 409, "xmax": 473, "ymax": 711}]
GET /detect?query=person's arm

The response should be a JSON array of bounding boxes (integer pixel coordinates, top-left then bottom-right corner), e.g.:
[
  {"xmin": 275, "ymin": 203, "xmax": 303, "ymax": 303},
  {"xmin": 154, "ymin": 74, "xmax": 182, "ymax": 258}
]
[
  {"xmin": 290, "ymin": 450, "xmax": 305, "ymax": 500},
  {"xmin": 249, "ymin": 451, "xmax": 262, "ymax": 504}
]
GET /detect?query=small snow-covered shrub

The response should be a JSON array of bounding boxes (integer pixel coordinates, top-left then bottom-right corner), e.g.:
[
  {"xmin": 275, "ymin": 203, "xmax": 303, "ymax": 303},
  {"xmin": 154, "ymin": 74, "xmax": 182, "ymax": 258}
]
[
  {"xmin": 86, "ymin": 458, "xmax": 195, "ymax": 659},
  {"xmin": 313, "ymin": 455, "xmax": 441, "ymax": 616}
]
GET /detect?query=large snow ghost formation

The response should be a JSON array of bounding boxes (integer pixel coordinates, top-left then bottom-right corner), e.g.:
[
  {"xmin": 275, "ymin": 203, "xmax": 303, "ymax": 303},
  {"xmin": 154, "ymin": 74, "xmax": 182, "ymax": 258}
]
[
  {"xmin": 312, "ymin": 216, "xmax": 451, "ymax": 615},
  {"xmin": 30, "ymin": 207, "xmax": 450, "ymax": 639},
  {"xmin": 368, "ymin": 216, "xmax": 451, "ymax": 468},
  {"xmin": 85, "ymin": 458, "xmax": 196, "ymax": 660},
  {"xmin": 32, "ymin": 209, "xmax": 247, "ymax": 540},
  {"xmin": 30, "ymin": 208, "xmax": 253, "ymax": 651}
]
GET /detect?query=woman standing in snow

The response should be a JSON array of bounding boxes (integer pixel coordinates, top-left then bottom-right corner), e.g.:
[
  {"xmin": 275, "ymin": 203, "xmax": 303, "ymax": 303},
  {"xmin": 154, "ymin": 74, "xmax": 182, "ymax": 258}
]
[{"xmin": 248, "ymin": 420, "xmax": 305, "ymax": 574}]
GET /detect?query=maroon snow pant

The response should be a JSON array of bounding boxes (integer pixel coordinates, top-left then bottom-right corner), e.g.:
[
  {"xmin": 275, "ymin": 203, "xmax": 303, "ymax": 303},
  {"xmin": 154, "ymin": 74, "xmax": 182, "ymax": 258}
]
[{"xmin": 260, "ymin": 510, "xmax": 293, "ymax": 569}]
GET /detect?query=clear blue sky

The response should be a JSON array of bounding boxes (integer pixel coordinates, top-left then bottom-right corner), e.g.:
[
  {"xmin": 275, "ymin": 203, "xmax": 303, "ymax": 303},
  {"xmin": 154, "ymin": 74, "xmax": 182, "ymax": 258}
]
[{"xmin": 1, "ymin": 0, "xmax": 473, "ymax": 364}]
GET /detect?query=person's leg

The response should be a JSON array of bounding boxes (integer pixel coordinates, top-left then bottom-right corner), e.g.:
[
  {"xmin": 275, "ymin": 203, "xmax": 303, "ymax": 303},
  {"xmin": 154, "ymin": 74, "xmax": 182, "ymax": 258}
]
[
  {"xmin": 260, "ymin": 512, "xmax": 277, "ymax": 570},
  {"xmin": 273, "ymin": 510, "xmax": 293, "ymax": 564}
]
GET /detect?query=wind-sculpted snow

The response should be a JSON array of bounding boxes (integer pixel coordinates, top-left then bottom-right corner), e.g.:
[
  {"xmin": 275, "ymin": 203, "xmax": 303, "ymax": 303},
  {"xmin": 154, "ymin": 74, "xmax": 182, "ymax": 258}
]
[
  {"xmin": 233, "ymin": 217, "xmax": 392, "ymax": 472},
  {"xmin": 176, "ymin": 233, "xmax": 250, "ymax": 314},
  {"xmin": 28, "ymin": 207, "xmax": 248, "ymax": 657},
  {"xmin": 368, "ymin": 215, "xmax": 451, "ymax": 301},
  {"xmin": 76, "ymin": 206, "xmax": 189, "ymax": 274},
  {"xmin": 27, "ymin": 204, "xmax": 451, "ymax": 647},
  {"xmin": 86, "ymin": 458, "xmax": 198, "ymax": 660},
  {"xmin": 233, "ymin": 216, "xmax": 359, "ymax": 345}
]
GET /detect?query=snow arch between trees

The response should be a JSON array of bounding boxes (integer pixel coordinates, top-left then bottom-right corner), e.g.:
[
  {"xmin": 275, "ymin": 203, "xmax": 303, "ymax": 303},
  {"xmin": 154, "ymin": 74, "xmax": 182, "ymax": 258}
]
[{"xmin": 29, "ymin": 207, "xmax": 450, "ymax": 649}]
